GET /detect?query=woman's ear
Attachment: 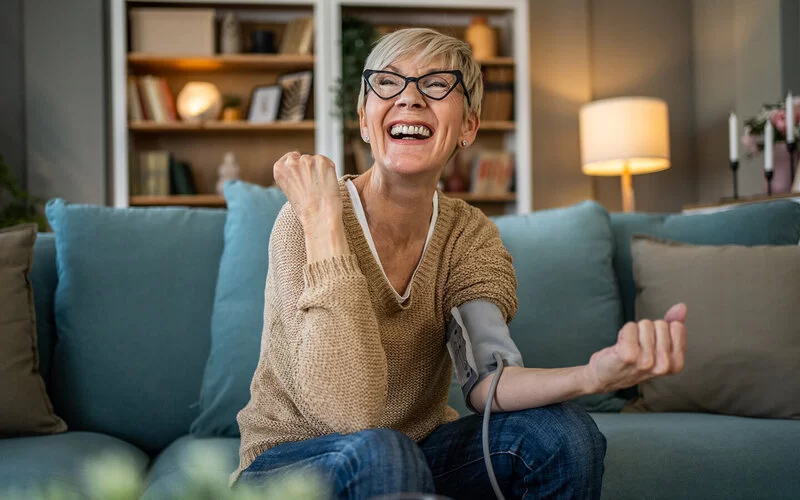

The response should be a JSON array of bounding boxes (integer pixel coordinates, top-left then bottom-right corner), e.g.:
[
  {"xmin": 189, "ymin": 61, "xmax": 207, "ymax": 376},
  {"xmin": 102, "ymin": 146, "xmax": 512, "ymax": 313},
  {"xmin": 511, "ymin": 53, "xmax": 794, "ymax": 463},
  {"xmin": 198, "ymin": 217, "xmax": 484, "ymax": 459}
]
[
  {"xmin": 358, "ymin": 109, "xmax": 368, "ymax": 141},
  {"xmin": 460, "ymin": 111, "xmax": 480, "ymax": 147}
]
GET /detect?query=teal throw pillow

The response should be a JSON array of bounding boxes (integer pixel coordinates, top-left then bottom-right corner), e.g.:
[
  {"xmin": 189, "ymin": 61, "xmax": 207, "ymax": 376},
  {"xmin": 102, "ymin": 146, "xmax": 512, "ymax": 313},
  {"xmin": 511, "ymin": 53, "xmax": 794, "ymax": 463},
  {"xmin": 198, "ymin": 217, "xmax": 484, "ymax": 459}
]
[
  {"xmin": 45, "ymin": 199, "xmax": 226, "ymax": 454},
  {"xmin": 190, "ymin": 181, "xmax": 287, "ymax": 437},
  {"xmin": 492, "ymin": 201, "xmax": 627, "ymax": 412}
]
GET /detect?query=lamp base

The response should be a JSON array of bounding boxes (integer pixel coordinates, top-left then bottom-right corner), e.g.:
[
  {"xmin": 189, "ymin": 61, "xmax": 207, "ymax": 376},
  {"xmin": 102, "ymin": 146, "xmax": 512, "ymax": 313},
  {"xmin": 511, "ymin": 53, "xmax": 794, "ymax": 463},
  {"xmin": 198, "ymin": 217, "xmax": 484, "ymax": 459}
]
[{"xmin": 621, "ymin": 166, "xmax": 635, "ymax": 212}]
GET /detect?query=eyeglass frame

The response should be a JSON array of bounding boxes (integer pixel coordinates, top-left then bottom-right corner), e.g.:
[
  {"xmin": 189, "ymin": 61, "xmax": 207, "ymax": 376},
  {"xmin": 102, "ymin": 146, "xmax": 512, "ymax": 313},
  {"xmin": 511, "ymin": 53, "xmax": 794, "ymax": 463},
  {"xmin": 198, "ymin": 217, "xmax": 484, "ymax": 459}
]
[{"xmin": 362, "ymin": 69, "xmax": 472, "ymax": 107}]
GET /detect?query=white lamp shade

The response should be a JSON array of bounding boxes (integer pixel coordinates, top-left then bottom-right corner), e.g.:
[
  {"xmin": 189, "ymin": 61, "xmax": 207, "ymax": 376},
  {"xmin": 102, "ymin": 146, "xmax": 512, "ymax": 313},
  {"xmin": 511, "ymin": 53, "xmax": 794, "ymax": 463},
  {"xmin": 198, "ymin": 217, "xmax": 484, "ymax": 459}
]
[{"xmin": 579, "ymin": 97, "xmax": 670, "ymax": 176}]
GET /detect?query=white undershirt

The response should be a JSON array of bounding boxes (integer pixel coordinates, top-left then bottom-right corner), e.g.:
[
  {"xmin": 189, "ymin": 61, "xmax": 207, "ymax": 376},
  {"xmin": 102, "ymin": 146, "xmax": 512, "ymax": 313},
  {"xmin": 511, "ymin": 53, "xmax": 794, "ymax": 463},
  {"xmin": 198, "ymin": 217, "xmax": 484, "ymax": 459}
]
[{"xmin": 346, "ymin": 179, "xmax": 438, "ymax": 303}]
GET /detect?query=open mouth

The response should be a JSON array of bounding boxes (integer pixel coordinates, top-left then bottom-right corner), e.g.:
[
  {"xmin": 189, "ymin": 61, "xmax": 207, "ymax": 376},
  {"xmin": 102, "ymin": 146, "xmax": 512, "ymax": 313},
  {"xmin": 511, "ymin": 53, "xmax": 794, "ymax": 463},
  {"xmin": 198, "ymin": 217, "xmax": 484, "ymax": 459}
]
[{"xmin": 387, "ymin": 123, "xmax": 433, "ymax": 141}]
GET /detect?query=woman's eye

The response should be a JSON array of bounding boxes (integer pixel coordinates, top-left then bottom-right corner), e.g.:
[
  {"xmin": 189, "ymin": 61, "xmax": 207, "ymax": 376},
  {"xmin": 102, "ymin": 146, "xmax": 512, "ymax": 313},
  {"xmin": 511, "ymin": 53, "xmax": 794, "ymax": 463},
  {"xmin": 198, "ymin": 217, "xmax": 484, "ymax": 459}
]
[{"xmin": 379, "ymin": 79, "xmax": 400, "ymax": 86}]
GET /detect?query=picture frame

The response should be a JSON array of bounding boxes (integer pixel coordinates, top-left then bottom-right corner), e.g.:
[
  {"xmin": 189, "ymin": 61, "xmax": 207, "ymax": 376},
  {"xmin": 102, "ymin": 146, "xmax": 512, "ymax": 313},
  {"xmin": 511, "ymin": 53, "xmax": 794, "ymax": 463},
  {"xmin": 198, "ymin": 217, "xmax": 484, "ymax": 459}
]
[
  {"xmin": 277, "ymin": 70, "xmax": 313, "ymax": 122},
  {"xmin": 247, "ymin": 85, "xmax": 282, "ymax": 123}
]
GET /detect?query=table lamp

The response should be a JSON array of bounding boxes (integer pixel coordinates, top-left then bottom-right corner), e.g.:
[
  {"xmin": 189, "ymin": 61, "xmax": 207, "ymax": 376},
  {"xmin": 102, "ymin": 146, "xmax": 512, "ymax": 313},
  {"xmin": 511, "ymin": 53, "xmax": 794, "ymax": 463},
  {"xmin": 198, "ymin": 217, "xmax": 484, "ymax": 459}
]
[{"xmin": 579, "ymin": 97, "xmax": 670, "ymax": 212}]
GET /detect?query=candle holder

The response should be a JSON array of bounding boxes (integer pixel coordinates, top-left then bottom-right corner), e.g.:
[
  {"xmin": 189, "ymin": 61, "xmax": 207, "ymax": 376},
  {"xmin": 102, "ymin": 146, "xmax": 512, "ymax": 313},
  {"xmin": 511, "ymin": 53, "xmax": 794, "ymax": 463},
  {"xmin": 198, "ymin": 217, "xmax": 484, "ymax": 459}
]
[
  {"xmin": 730, "ymin": 160, "xmax": 739, "ymax": 199},
  {"xmin": 765, "ymin": 169, "xmax": 774, "ymax": 196},
  {"xmin": 787, "ymin": 141, "xmax": 797, "ymax": 186}
]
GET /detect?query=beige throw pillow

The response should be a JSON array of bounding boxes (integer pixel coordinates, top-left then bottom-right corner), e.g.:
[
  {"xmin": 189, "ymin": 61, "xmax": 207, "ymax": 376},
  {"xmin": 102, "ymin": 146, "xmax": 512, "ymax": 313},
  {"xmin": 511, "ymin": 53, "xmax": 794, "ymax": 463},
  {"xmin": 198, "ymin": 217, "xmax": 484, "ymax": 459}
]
[
  {"xmin": 0, "ymin": 224, "xmax": 66, "ymax": 436},
  {"xmin": 622, "ymin": 235, "xmax": 800, "ymax": 420}
]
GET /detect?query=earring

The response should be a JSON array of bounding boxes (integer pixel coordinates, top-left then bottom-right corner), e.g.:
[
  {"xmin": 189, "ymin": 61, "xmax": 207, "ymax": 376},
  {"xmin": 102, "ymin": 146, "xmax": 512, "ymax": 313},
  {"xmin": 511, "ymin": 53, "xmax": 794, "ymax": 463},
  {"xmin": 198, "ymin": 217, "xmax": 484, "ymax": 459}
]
[
  {"xmin": 364, "ymin": 135, "xmax": 370, "ymax": 143},
  {"xmin": 461, "ymin": 140, "xmax": 468, "ymax": 147}
]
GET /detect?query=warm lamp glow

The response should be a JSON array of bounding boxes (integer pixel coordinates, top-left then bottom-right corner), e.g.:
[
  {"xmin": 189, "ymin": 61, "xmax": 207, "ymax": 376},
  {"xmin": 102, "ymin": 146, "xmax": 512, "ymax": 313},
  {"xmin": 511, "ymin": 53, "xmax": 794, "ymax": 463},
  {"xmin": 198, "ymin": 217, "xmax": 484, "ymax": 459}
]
[
  {"xmin": 177, "ymin": 82, "xmax": 222, "ymax": 122},
  {"xmin": 579, "ymin": 97, "xmax": 670, "ymax": 176}
]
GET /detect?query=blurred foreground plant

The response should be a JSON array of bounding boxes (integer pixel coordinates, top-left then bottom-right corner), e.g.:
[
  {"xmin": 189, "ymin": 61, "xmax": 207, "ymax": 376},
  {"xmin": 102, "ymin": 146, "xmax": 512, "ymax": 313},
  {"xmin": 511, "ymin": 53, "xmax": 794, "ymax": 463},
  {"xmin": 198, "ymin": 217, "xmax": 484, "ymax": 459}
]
[{"xmin": 3, "ymin": 441, "xmax": 330, "ymax": 500}]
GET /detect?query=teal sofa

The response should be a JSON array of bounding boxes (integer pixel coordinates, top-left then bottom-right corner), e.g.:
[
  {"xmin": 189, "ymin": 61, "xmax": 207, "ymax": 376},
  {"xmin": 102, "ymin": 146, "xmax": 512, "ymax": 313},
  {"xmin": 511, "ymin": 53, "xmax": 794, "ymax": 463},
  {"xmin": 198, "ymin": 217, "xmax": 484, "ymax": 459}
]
[{"xmin": 2, "ymin": 186, "xmax": 799, "ymax": 500}]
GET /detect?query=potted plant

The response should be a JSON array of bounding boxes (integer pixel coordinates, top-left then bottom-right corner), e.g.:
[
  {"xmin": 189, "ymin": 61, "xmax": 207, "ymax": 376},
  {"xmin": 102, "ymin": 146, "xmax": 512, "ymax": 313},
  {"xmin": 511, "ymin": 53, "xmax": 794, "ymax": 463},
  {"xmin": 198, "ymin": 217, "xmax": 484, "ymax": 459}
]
[
  {"xmin": 332, "ymin": 17, "xmax": 378, "ymax": 135},
  {"xmin": 0, "ymin": 154, "xmax": 48, "ymax": 231}
]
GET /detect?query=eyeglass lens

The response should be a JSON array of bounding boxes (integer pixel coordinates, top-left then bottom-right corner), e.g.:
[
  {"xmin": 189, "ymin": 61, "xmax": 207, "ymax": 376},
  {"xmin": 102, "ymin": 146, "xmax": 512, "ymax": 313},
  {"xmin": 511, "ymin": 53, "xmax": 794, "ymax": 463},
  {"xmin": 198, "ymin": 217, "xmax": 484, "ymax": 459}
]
[{"xmin": 367, "ymin": 72, "xmax": 459, "ymax": 100}]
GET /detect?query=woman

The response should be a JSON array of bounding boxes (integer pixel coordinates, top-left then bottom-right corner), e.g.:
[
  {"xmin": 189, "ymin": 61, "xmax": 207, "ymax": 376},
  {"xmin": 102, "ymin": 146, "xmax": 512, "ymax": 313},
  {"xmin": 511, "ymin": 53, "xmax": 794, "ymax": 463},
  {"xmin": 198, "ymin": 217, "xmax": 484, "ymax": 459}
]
[{"xmin": 232, "ymin": 28, "xmax": 687, "ymax": 499}]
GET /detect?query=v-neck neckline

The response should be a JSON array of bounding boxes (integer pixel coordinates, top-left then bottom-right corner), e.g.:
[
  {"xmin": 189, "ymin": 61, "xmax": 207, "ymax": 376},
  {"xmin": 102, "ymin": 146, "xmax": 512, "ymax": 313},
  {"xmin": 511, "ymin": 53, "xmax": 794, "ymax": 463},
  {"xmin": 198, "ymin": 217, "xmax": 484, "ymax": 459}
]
[
  {"xmin": 345, "ymin": 179, "xmax": 438, "ymax": 303},
  {"xmin": 339, "ymin": 175, "xmax": 450, "ymax": 313}
]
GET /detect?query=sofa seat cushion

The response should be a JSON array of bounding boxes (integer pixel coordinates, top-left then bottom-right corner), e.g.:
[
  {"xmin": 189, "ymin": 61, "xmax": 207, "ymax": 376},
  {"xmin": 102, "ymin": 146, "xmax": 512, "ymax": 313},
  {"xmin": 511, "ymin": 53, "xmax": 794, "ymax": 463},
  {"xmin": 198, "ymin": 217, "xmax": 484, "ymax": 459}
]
[
  {"xmin": 142, "ymin": 435, "xmax": 240, "ymax": 499},
  {"xmin": 0, "ymin": 431, "xmax": 149, "ymax": 495},
  {"xmin": 590, "ymin": 412, "xmax": 800, "ymax": 500}
]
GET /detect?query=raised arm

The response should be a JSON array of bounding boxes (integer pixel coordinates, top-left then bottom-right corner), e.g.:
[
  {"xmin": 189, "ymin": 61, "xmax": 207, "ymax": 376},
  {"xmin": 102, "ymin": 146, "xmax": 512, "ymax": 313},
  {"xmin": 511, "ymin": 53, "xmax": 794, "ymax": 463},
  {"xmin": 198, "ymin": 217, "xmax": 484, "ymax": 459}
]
[{"xmin": 270, "ymin": 152, "xmax": 388, "ymax": 433}]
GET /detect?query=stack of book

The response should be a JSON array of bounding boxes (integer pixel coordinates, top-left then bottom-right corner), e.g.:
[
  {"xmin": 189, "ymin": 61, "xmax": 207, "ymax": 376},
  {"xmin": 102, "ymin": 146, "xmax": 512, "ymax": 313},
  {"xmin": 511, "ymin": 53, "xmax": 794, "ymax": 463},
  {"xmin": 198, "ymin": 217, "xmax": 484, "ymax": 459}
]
[
  {"xmin": 127, "ymin": 76, "xmax": 177, "ymax": 122},
  {"xmin": 132, "ymin": 150, "xmax": 197, "ymax": 196}
]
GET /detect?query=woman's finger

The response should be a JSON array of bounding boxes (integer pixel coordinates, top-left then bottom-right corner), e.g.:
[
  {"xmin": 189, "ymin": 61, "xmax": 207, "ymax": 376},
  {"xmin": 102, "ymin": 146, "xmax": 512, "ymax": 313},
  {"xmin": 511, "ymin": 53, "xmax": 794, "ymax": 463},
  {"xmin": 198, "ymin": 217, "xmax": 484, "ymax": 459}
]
[
  {"xmin": 637, "ymin": 320, "xmax": 656, "ymax": 371},
  {"xmin": 669, "ymin": 321, "xmax": 687, "ymax": 373},
  {"xmin": 652, "ymin": 320, "xmax": 672, "ymax": 375}
]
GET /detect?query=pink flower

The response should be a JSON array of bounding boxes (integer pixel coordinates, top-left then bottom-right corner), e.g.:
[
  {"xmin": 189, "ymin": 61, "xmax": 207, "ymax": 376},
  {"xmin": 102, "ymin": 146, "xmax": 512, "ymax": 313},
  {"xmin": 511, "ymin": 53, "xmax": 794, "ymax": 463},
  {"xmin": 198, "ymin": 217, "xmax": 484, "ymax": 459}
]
[
  {"xmin": 770, "ymin": 109, "xmax": 787, "ymax": 135},
  {"xmin": 741, "ymin": 125, "xmax": 760, "ymax": 154}
]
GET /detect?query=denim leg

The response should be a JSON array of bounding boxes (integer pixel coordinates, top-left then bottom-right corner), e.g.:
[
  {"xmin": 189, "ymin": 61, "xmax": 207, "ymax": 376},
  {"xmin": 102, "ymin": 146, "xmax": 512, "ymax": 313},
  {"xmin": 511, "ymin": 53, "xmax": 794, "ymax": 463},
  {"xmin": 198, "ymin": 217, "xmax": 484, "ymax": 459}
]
[
  {"xmin": 419, "ymin": 401, "xmax": 607, "ymax": 499},
  {"xmin": 239, "ymin": 428, "xmax": 435, "ymax": 500}
]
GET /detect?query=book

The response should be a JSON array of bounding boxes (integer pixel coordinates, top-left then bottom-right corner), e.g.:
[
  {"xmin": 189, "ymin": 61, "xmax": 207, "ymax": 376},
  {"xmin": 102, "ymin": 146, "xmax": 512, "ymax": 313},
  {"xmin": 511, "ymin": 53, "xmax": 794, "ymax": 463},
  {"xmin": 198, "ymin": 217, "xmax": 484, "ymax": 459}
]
[
  {"xmin": 138, "ymin": 150, "xmax": 171, "ymax": 195},
  {"xmin": 169, "ymin": 158, "xmax": 197, "ymax": 195},
  {"xmin": 470, "ymin": 151, "xmax": 514, "ymax": 196}
]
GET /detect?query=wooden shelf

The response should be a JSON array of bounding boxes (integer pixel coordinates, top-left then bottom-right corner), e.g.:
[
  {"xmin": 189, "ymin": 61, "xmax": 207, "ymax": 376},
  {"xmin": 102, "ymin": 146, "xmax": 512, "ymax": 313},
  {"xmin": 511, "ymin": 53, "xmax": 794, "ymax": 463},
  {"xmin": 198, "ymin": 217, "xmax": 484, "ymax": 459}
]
[
  {"xmin": 476, "ymin": 57, "xmax": 515, "ymax": 66},
  {"xmin": 128, "ymin": 120, "xmax": 316, "ymax": 132},
  {"xmin": 480, "ymin": 121, "xmax": 515, "ymax": 131},
  {"xmin": 127, "ymin": 53, "xmax": 315, "ymax": 72},
  {"xmin": 445, "ymin": 192, "xmax": 516, "ymax": 203},
  {"xmin": 130, "ymin": 195, "xmax": 226, "ymax": 207}
]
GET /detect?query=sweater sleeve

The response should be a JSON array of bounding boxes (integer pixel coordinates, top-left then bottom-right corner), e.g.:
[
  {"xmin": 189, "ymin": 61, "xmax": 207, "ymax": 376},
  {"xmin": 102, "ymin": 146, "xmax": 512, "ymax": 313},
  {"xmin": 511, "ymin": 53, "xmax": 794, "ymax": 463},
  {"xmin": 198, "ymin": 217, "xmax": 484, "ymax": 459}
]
[
  {"xmin": 444, "ymin": 206, "xmax": 519, "ymax": 323},
  {"xmin": 267, "ymin": 204, "xmax": 388, "ymax": 433}
]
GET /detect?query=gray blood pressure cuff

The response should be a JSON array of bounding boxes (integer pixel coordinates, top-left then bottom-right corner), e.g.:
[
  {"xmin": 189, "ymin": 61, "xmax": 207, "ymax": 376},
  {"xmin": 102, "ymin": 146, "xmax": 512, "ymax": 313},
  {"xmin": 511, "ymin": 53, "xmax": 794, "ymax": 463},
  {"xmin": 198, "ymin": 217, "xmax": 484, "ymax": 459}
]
[{"xmin": 445, "ymin": 300, "xmax": 524, "ymax": 413}]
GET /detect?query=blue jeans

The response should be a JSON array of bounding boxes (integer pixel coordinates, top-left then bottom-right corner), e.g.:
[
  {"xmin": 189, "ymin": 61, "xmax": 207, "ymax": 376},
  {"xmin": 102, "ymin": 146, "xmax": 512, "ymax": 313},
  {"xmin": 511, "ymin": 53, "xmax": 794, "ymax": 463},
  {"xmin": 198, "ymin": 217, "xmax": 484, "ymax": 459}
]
[{"xmin": 238, "ymin": 401, "xmax": 607, "ymax": 499}]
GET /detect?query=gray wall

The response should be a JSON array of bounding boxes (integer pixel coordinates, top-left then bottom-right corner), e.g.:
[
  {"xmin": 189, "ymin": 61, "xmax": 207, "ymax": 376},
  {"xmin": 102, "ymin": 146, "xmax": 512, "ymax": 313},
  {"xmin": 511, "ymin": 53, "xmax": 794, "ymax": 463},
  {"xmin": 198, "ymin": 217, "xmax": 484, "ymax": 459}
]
[
  {"xmin": 693, "ymin": 0, "xmax": 784, "ymax": 203},
  {"xmin": 23, "ymin": 0, "xmax": 108, "ymax": 205},
  {"xmin": 589, "ymin": 0, "xmax": 697, "ymax": 213},
  {"xmin": 0, "ymin": 0, "xmax": 26, "ymax": 189}
]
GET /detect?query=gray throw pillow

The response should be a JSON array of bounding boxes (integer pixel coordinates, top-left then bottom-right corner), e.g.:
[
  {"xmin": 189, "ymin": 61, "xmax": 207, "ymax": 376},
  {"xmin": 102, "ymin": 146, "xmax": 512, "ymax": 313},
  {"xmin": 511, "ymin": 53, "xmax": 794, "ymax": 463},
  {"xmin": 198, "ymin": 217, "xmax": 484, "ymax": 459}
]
[
  {"xmin": 0, "ymin": 224, "xmax": 66, "ymax": 436},
  {"xmin": 622, "ymin": 235, "xmax": 800, "ymax": 419}
]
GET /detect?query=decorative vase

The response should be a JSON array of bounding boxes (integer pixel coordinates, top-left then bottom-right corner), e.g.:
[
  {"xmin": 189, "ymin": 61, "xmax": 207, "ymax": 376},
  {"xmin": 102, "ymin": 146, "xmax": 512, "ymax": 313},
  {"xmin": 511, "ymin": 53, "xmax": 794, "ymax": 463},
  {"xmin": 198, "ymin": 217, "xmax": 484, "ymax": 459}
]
[
  {"xmin": 222, "ymin": 107, "xmax": 241, "ymax": 122},
  {"xmin": 250, "ymin": 30, "xmax": 277, "ymax": 54},
  {"xmin": 217, "ymin": 152, "xmax": 241, "ymax": 195},
  {"xmin": 764, "ymin": 142, "xmax": 796, "ymax": 195},
  {"xmin": 220, "ymin": 12, "xmax": 241, "ymax": 54},
  {"xmin": 465, "ymin": 16, "xmax": 497, "ymax": 60}
]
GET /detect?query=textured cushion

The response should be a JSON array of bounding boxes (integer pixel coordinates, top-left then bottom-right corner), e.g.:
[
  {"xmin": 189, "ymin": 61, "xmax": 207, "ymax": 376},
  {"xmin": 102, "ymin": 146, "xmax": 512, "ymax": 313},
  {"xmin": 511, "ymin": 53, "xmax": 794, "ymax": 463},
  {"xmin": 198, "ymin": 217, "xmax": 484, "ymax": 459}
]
[
  {"xmin": 0, "ymin": 431, "xmax": 149, "ymax": 496},
  {"xmin": 45, "ymin": 199, "xmax": 227, "ymax": 454},
  {"xmin": 622, "ymin": 236, "xmax": 800, "ymax": 419},
  {"xmin": 191, "ymin": 181, "xmax": 286, "ymax": 437},
  {"xmin": 0, "ymin": 224, "xmax": 66, "ymax": 436},
  {"xmin": 492, "ymin": 201, "xmax": 627, "ymax": 411},
  {"xmin": 590, "ymin": 412, "xmax": 800, "ymax": 500},
  {"xmin": 30, "ymin": 232, "xmax": 58, "ymax": 390},
  {"xmin": 610, "ymin": 200, "xmax": 800, "ymax": 323},
  {"xmin": 142, "ymin": 435, "xmax": 240, "ymax": 499}
]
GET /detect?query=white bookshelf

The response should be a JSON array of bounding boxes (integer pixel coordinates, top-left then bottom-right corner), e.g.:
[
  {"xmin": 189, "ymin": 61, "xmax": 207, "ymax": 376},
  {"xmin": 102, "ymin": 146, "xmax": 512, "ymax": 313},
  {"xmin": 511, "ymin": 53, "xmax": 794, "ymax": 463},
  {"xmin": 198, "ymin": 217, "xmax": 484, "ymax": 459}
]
[{"xmin": 109, "ymin": 0, "xmax": 531, "ymax": 213}]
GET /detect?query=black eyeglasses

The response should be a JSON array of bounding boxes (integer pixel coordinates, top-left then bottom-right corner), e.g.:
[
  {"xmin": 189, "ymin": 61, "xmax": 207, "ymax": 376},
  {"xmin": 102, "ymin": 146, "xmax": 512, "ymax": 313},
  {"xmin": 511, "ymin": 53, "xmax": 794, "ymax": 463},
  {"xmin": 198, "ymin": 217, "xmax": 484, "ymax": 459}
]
[{"xmin": 363, "ymin": 69, "xmax": 471, "ymax": 107}]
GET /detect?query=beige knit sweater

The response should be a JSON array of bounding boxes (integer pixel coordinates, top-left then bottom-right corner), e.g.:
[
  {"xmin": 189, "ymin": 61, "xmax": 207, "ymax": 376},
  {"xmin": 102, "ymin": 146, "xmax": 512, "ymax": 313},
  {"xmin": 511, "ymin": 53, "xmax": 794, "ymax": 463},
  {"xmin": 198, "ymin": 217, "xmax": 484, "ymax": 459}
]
[{"xmin": 232, "ymin": 176, "xmax": 518, "ymax": 484}]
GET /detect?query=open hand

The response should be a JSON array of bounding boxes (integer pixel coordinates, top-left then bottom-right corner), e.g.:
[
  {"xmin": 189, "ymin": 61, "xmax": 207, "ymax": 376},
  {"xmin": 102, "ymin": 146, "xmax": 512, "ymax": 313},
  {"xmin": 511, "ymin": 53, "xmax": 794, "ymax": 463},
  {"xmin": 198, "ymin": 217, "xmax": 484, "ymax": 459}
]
[
  {"xmin": 273, "ymin": 152, "xmax": 341, "ymax": 231},
  {"xmin": 584, "ymin": 303, "xmax": 687, "ymax": 394}
]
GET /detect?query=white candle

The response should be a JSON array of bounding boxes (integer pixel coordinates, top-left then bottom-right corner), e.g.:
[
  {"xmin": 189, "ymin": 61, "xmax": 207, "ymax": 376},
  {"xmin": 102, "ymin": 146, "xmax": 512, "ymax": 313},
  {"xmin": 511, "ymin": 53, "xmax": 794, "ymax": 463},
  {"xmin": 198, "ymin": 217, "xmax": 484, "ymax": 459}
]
[
  {"xmin": 787, "ymin": 91, "xmax": 795, "ymax": 143},
  {"xmin": 765, "ymin": 120, "xmax": 774, "ymax": 172},
  {"xmin": 729, "ymin": 111, "xmax": 738, "ymax": 161}
]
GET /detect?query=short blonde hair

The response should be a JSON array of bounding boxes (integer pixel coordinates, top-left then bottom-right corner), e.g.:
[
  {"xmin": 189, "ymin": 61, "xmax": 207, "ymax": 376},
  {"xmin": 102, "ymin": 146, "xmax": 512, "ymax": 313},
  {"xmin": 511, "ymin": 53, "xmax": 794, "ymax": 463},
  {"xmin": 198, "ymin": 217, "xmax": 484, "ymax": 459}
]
[{"xmin": 357, "ymin": 28, "xmax": 483, "ymax": 119}]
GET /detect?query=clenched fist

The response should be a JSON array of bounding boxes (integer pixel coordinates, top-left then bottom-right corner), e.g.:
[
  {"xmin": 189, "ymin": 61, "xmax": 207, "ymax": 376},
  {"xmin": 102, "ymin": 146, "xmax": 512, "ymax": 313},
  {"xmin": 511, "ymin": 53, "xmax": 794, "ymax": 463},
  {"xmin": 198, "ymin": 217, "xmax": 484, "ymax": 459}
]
[
  {"xmin": 273, "ymin": 152, "xmax": 342, "ymax": 231},
  {"xmin": 584, "ymin": 303, "xmax": 688, "ymax": 394}
]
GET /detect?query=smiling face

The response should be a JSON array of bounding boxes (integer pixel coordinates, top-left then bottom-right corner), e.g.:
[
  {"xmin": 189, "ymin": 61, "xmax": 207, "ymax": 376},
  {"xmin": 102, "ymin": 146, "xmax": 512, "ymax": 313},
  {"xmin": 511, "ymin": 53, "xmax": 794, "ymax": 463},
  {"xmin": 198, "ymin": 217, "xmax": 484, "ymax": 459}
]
[{"xmin": 359, "ymin": 56, "xmax": 479, "ymax": 179}]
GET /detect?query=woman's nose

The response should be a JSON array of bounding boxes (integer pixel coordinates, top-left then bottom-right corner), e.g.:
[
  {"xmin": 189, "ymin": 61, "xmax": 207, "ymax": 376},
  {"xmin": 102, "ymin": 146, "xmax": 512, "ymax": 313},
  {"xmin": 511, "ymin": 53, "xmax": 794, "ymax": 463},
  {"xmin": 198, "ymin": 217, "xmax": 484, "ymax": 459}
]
[{"xmin": 394, "ymin": 83, "xmax": 426, "ymax": 109}]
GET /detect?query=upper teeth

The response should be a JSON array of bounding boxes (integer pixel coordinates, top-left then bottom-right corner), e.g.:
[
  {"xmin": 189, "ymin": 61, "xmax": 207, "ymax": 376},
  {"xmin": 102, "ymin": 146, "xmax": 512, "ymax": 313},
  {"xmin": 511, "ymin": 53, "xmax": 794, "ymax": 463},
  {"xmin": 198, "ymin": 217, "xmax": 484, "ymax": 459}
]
[{"xmin": 390, "ymin": 124, "xmax": 431, "ymax": 137}]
